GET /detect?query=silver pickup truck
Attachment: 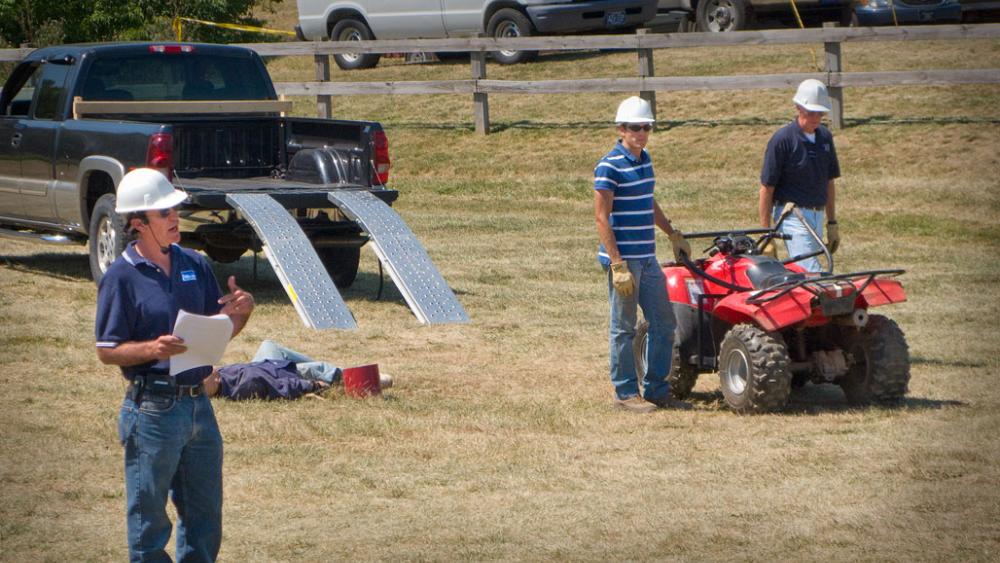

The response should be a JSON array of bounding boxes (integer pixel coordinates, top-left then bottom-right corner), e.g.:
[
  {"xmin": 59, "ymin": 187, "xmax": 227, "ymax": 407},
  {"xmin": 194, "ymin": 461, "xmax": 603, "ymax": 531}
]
[{"xmin": 296, "ymin": 0, "xmax": 659, "ymax": 67}]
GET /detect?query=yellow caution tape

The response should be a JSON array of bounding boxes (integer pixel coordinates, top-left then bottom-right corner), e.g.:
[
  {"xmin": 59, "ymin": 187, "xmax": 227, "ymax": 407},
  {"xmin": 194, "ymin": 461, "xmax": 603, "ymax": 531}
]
[
  {"xmin": 787, "ymin": 0, "xmax": 822, "ymax": 71},
  {"xmin": 172, "ymin": 16, "xmax": 297, "ymax": 41},
  {"xmin": 287, "ymin": 283, "xmax": 299, "ymax": 304}
]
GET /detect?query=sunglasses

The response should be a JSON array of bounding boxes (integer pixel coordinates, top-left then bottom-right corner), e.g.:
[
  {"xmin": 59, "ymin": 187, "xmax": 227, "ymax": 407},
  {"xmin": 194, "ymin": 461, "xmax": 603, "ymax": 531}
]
[{"xmin": 624, "ymin": 124, "xmax": 653, "ymax": 132}]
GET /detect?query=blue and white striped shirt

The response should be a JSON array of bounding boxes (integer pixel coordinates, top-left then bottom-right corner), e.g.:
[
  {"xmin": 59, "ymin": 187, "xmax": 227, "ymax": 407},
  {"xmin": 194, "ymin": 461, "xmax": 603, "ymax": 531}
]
[{"xmin": 594, "ymin": 141, "xmax": 656, "ymax": 266}]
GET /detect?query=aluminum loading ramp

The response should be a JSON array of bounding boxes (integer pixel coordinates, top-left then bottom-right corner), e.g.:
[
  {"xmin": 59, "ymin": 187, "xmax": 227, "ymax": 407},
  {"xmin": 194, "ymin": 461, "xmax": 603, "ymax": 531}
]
[
  {"xmin": 225, "ymin": 193, "xmax": 357, "ymax": 330},
  {"xmin": 327, "ymin": 191, "xmax": 469, "ymax": 325}
]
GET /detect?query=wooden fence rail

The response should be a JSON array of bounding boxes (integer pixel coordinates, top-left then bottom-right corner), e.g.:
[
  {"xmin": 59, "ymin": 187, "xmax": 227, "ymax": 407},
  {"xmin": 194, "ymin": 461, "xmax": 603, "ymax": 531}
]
[
  {"xmin": 1, "ymin": 24, "xmax": 998, "ymax": 134},
  {"xmin": 238, "ymin": 23, "xmax": 999, "ymax": 134}
]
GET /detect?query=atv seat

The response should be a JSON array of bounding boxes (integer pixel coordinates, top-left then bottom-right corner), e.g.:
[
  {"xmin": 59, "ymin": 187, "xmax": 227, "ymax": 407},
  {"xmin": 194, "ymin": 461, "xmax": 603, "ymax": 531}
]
[{"xmin": 745, "ymin": 256, "xmax": 807, "ymax": 289}]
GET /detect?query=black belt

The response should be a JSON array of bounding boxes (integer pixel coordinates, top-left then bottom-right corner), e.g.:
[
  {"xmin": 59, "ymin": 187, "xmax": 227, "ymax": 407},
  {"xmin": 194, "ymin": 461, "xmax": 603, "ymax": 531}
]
[{"xmin": 128, "ymin": 374, "xmax": 205, "ymax": 400}]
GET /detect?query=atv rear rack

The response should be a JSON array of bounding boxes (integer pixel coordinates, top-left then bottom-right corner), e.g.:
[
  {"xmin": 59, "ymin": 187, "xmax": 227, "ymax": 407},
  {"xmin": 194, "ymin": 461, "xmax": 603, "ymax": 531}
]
[{"xmin": 745, "ymin": 269, "xmax": 905, "ymax": 305}]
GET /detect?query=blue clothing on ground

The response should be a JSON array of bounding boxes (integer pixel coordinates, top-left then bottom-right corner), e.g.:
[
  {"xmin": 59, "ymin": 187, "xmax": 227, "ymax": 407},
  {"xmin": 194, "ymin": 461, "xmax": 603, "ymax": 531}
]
[
  {"xmin": 605, "ymin": 256, "xmax": 677, "ymax": 402},
  {"xmin": 760, "ymin": 120, "xmax": 840, "ymax": 209},
  {"xmin": 95, "ymin": 242, "xmax": 223, "ymax": 386},
  {"xmin": 594, "ymin": 141, "xmax": 657, "ymax": 267},
  {"xmin": 251, "ymin": 339, "xmax": 342, "ymax": 384},
  {"xmin": 217, "ymin": 359, "xmax": 319, "ymax": 400},
  {"xmin": 118, "ymin": 393, "xmax": 222, "ymax": 563}
]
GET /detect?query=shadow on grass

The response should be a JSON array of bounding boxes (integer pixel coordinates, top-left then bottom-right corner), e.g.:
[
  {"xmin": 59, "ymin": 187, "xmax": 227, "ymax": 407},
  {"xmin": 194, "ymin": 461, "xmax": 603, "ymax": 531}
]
[
  {"xmin": 684, "ymin": 384, "xmax": 965, "ymax": 415},
  {"xmin": 211, "ymin": 255, "xmax": 413, "ymax": 310},
  {"xmin": 385, "ymin": 114, "xmax": 1000, "ymax": 133},
  {"xmin": 0, "ymin": 251, "xmax": 91, "ymax": 282},
  {"xmin": 911, "ymin": 355, "xmax": 986, "ymax": 369}
]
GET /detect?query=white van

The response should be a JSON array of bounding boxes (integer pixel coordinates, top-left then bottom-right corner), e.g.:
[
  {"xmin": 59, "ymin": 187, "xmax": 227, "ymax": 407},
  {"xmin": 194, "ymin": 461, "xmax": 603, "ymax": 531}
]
[{"xmin": 295, "ymin": 0, "xmax": 658, "ymax": 69}]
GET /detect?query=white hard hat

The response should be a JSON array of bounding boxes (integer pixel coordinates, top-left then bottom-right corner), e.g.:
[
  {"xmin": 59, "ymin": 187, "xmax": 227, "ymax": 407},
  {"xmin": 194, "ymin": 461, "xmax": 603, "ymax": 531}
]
[
  {"xmin": 615, "ymin": 96, "xmax": 655, "ymax": 124},
  {"xmin": 792, "ymin": 79, "xmax": 831, "ymax": 113},
  {"xmin": 115, "ymin": 168, "xmax": 187, "ymax": 213}
]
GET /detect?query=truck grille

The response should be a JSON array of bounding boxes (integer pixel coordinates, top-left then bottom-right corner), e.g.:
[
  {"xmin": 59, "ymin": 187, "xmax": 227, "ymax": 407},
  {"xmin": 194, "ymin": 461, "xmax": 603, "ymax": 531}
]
[{"xmin": 174, "ymin": 120, "xmax": 281, "ymax": 178}]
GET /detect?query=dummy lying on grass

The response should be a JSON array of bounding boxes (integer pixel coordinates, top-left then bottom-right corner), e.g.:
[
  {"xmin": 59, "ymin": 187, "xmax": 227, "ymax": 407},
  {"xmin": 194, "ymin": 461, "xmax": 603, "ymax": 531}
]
[{"xmin": 202, "ymin": 340, "xmax": 392, "ymax": 400}]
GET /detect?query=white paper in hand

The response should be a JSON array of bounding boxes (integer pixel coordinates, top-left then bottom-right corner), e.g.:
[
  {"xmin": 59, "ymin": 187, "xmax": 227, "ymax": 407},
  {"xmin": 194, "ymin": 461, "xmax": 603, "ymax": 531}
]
[{"xmin": 170, "ymin": 310, "xmax": 233, "ymax": 376}]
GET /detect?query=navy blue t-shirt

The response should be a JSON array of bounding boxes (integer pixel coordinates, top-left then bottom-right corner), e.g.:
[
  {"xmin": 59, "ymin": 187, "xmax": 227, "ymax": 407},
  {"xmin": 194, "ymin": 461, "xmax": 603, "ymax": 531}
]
[
  {"xmin": 95, "ymin": 242, "xmax": 224, "ymax": 385},
  {"xmin": 760, "ymin": 120, "xmax": 840, "ymax": 209}
]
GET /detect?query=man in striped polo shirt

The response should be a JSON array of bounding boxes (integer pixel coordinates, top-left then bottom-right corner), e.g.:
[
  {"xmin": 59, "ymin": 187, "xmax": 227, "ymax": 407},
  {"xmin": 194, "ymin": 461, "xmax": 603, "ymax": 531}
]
[{"xmin": 594, "ymin": 96, "xmax": 692, "ymax": 413}]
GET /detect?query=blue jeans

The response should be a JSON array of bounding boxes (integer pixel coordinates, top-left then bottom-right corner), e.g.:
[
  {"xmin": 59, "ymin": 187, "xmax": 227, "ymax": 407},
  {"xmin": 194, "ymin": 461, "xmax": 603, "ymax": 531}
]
[
  {"xmin": 606, "ymin": 256, "xmax": 676, "ymax": 402},
  {"xmin": 774, "ymin": 206, "xmax": 826, "ymax": 273},
  {"xmin": 252, "ymin": 339, "xmax": 342, "ymax": 384},
  {"xmin": 118, "ymin": 392, "xmax": 223, "ymax": 562}
]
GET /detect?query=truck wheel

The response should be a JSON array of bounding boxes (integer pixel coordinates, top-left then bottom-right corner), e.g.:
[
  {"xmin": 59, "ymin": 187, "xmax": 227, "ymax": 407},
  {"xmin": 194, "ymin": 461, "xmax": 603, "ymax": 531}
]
[
  {"xmin": 718, "ymin": 324, "xmax": 791, "ymax": 414},
  {"xmin": 487, "ymin": 9, "xmax": 538, "ymax": 65},
  {"xmin": 696, "ymin": 0, "xmax": 748, "ymax": 32},
  {"xmin": 205, "ymin": 245, "xmax": 247, "ymax": 263},
  {"xmin": 331, "ymin": 18, "xmax": 381, "ymax": 70},
  {"xmin": 633, "ymin": 321, "xmax": 699, "ymax": 400},
  {"xmin": 839, "ymin": 315, "xmax": 910, "ymax": 405},
  {"xmin": 317, "ymin": 246, "xmax": 360, "ymax": 289},
  {"xmin": 88, "ymin": 193, "xmax": 127, "ymax": 284}
]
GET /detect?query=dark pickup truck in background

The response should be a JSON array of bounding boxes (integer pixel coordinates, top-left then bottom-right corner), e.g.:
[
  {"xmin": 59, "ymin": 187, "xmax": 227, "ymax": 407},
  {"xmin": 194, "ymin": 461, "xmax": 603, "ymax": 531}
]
[{"xmin": 0, "ymin": 42, "xmax": 393, "ymax": 287}]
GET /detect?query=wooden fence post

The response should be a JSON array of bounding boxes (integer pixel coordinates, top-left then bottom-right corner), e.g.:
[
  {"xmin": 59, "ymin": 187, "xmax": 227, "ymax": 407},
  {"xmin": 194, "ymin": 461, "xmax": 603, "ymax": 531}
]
[
  {"xmin": 314, "ymin": 54, "xmax": 332, "ymax": 118},
  {"xmin": 471, "ymin": 43, "xmax": 490, "ymax": 135},
  {"xmin": 636, "ymin": 29, "xmax": 656, "ymax": 120},
  {"xmin": 823, "ymin": 22, "xmax": 844, "ymax": 130}
]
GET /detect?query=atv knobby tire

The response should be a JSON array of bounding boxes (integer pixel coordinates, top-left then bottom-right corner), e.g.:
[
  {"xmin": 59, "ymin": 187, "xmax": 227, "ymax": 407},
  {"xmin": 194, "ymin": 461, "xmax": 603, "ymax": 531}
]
[
  {"xmin": 633, "ymin": 321, "xmax": 699, "ymax": 400},
  {"xmin": 839, "ymin": 314, "xmax": 910, "ymax": 405},
  {"xmin": 718, "ymin": 324, "xmax": 791, "ymax": 414}
]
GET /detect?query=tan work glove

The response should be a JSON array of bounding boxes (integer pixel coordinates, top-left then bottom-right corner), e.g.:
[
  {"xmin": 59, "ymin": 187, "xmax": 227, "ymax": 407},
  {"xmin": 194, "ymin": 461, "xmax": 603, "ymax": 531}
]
[
  {"xmin": 760, "ymin": 239, "xmax": 779, "ymax": 258},
  {"xmin": 610, "ymin": 261, "xmax": 634, "ymax": 297},
  {"xmin": 669, "ymin": 231, "xmax": 692, "ymax": 262},
  {"xmin": 826, "ymin": 222, "xmax": 840, "ymax": 254}
]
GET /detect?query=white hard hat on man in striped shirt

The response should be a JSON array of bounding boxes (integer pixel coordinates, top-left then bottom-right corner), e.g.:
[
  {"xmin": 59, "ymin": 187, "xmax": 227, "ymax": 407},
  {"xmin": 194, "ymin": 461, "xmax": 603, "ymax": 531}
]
[{"xmin": 614, "ymin": 96, "xmax": 655, "ymax": 124}]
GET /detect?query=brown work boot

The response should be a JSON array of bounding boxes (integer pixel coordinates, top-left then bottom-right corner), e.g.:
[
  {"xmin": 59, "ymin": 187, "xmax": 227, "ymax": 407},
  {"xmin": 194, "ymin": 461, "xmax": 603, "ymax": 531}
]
[
  {"xmin": 646, "ymin": 395, "xmax": 693, "ymax": 410},
  {"xmin": 613, "ymin": 395, "xmax": 657, "ymax": 413}
]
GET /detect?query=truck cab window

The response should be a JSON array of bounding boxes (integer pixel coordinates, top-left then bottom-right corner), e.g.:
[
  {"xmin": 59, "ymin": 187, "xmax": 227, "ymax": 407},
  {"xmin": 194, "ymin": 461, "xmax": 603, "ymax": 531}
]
[
  {"xmin": 1, "ymin": 65, "xmax": 40, "ymax": 117},
  {"xmin": 32, "ymin": 62, "xmax": 71, "ymax": 120}
]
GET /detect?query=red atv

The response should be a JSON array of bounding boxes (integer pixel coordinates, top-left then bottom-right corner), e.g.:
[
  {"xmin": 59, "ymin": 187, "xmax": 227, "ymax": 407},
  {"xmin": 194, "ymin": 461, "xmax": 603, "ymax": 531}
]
[{"xmin": 635, "ymin": 208, "xmax": 911, "ymax": 414}]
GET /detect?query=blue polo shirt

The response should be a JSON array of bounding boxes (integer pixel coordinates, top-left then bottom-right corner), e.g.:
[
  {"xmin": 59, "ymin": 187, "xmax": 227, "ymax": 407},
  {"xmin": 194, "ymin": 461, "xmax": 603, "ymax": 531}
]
[
  {"xmin": 760, "ymin": 120, "xmax": 840, "ymax": 209},
  {"xmin": 95, "ymin": 242, "xmax": 223, "ymax": 385},
  {"xmin": 594, "ymin": 141, "xmax": 657, "ymax": 266}
]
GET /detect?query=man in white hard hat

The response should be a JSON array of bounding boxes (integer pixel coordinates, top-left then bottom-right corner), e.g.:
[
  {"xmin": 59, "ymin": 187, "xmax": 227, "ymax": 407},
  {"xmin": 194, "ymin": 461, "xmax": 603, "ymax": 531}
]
[
  {"xmin": 758, "ymin": 78, "xmax": 842, "ymax": 272},
  {"xmin": 594, "ymin": 96, "xmax": 692, "ymax": 413},
  {"xmin": 94, "ymin": 168, "xmax": 255, "ymax": 561}
]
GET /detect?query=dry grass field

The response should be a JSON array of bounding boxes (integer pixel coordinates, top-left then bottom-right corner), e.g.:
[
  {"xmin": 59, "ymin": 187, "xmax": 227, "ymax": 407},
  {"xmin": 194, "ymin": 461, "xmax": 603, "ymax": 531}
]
[{"xmin": 1, "ymin": 30, "xmax": 999, "ymax": 561}]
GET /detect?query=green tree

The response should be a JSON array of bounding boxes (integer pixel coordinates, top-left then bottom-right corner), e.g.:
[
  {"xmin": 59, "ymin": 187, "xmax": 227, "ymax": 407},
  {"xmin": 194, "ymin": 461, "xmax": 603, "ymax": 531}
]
[{"xmin": 0, "ymin": 0, "xmax": 284, "ymax": 47}]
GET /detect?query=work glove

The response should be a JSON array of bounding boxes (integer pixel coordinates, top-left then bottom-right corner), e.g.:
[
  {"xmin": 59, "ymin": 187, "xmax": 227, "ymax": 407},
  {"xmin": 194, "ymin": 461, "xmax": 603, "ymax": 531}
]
[
  {"xmin": 669, "ymin": 231, "xmax": 692, "ymax": 262},
  {"xmin": 760, "ymin": 238, "xmax": 779, "ymax": 258},
  {"xmin": 826, "ymin": 222, "xmax": 840, "ymax": 254},
  {"xmin": 610, "ymin": 261, "xmax": 634, "ymax": 297}
]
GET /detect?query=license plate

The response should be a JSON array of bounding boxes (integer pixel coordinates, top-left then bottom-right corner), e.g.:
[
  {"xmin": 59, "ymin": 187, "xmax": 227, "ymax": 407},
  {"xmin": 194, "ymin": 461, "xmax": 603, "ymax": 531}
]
[{"xmin": 605, "ymin": 11, "xmax": 626, "ymax": 26}]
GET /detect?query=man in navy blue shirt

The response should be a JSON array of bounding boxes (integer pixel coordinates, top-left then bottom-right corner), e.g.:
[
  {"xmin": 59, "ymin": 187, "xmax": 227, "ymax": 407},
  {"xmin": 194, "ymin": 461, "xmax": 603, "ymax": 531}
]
[
  {"xmin": 95, "ymin": 168, "xmax": 254, "ymax": 562},
  {"xmin": 594, "ymin": 96, "xmax": 692, "ymax": 413},
  {"xmin": 758, "ymin": 79, "xmax": 841, "ymax": 272}
]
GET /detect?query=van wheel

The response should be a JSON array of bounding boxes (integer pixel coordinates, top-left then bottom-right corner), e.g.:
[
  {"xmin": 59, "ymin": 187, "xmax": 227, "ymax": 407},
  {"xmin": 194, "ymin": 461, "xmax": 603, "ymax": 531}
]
[
  {"xmin": 331, "ymin": 18, "xmax": 381, "ymax": 70},
  {"xmin": 696, "ymin": 0, "xmax": 748, "ymax": 32},
  {"xmin": 487, "ymin": 9, "xmax": 538, "ymax": 64},
  {"xmin": 88, "ymin": 193, "xmax": 126, "ymax": 284}
]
